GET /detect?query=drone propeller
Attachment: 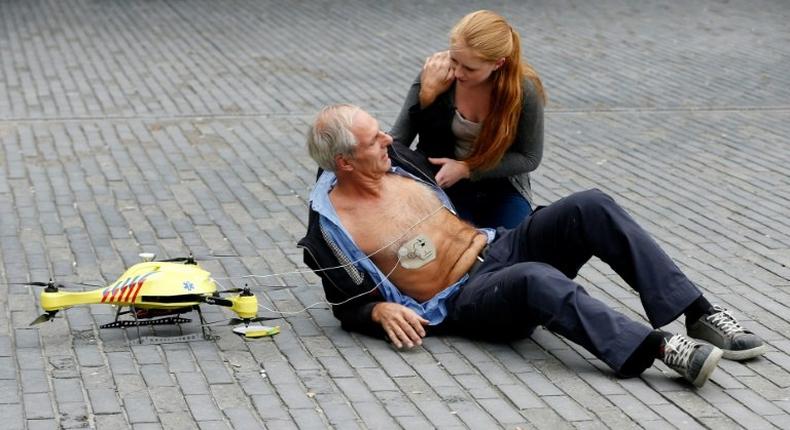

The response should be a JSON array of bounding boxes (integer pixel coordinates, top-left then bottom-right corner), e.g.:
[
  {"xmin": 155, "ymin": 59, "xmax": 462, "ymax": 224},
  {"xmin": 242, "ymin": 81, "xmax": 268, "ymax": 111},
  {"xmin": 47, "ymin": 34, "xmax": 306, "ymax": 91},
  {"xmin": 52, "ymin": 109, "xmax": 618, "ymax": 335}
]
[
  {"xmin": 7, "ymin": 280, "xmax": 104, "ymax": 290},
  {"xmin": 157, "ymin": 253, "xmax": 239, "ymax": 264},
  {"xmin": 30, "ymin": 311, "xmax": 58, "ymax": 326},
  {"xmin": 157, "ymin": 255, "xmax": 198, "ymax": 264},
  {"xmin": 8, "ymin": 280, "xmax": 66, "ymax": 291}
]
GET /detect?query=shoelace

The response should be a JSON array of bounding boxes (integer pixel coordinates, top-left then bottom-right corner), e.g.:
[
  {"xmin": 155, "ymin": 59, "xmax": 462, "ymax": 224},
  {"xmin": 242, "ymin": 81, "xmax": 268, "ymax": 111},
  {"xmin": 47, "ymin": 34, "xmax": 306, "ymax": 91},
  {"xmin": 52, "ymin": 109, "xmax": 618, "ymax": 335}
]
[
  {"xmin": 707, "ymin": 306, "xmax": 744, "ymax": 336},
  {"xmin": 663, "ymin": 334, "xmax": 695, "ymax": 368}
]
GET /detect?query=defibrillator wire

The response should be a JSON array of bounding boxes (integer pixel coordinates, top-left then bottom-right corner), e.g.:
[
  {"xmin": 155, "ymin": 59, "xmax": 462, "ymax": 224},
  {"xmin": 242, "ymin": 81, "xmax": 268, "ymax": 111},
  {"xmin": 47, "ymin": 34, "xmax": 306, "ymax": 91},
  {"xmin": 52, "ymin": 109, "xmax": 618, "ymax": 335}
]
[
  {"xmin": 213, "ymin": 203, "xmax": 444, "ymax": 283},
  {"xmin": 211, "ymin": 202, "xmax": 443, "ymax": 317},
  {"xmin": 213, "ymin": 252, "xmax": 402, "ymax": 318}
]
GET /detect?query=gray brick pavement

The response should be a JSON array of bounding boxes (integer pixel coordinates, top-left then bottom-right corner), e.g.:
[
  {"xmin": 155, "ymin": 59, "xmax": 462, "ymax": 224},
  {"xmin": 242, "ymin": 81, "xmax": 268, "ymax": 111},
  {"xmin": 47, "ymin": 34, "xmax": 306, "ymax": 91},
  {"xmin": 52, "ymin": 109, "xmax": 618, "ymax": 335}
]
[{"xmin": 0, "ymin": 0, "xmax": 789, "ymax": 428}]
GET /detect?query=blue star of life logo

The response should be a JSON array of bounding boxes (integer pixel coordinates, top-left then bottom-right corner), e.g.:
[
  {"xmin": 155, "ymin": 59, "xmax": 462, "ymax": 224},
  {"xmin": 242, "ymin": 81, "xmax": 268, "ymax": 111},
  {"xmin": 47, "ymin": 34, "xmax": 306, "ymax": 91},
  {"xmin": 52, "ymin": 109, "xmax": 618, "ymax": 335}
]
[{"xmin": 182, "ymin": 281, "xmax": 195, "ymax": 292}]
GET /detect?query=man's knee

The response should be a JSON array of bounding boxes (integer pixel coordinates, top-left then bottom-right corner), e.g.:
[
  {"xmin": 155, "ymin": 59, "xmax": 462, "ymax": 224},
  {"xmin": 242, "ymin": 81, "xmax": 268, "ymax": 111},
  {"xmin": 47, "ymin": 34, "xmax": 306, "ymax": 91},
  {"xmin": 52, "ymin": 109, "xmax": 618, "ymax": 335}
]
[
  {"xmin": 570, "ymin": 188, "xmax": 615, "ymax": 209},
  {"xmin": 561, "ymin": 188, "xmax": 625, "ymax": 222}
]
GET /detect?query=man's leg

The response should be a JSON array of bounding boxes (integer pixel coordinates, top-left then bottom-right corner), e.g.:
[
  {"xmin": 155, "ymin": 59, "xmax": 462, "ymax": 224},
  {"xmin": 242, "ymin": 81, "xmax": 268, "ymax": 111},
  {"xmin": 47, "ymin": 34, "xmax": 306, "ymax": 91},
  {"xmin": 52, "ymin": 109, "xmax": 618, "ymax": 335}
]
[
  {"xmin": 486, "ymin": 188, "xmax": 764, "ymax": 360},
  {"xmin": 451, "ymin": 261, "xmax": 651, "ymax": 372},
  {"xmin": 488, "ymin": 189, "xmax": 700, "ymax": 328},
  {"xmin": 450, "ymin": 261, "xmax": 722, "ymax": 385}
]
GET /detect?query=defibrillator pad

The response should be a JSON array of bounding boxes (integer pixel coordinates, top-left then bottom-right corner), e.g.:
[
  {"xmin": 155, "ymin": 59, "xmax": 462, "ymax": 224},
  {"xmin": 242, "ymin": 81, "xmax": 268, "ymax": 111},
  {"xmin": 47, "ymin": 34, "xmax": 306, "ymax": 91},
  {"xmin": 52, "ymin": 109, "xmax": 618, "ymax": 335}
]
[{"xmin": 397, "ymin": 234, "xmax": 436, "ymax": 269}]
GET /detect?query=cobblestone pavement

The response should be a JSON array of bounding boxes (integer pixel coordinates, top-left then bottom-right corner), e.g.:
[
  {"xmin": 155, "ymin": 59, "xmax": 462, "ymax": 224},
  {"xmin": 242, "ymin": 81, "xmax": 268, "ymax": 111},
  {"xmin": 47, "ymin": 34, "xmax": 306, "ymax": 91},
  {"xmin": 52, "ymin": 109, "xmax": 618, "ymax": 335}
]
[{"xmin": 1, "ymin": 0, "xmax": 789, "ymax": 428}]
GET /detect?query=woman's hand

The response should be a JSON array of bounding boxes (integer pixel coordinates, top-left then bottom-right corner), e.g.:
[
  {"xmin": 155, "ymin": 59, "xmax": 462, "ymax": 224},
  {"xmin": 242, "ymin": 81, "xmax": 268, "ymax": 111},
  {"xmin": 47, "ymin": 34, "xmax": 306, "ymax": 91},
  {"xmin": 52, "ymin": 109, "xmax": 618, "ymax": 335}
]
[
  {"xmin": 429, "ymin": 158, "xmax": 470, "ymax": 188},
  {"xmin": 419, "ymin": 51, "xmax": 455, "ymax": 108},
  {"xmin": 372, "ymin": 302, "xmax": 429, "ymax": 349}
]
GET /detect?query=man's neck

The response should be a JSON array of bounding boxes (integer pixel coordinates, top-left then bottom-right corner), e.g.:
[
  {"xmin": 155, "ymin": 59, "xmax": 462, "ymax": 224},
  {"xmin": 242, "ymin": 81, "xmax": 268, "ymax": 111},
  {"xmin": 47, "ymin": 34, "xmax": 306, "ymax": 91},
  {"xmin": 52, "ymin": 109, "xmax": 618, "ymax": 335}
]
[{"xmin": 333, "ymin": 170, "xmax": 388, "ymax": 200}]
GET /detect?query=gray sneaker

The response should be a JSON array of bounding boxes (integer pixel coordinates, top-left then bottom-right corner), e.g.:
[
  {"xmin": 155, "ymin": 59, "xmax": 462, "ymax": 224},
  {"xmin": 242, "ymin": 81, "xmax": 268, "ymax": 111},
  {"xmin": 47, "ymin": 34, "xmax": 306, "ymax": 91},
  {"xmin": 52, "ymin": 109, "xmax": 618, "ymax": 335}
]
[
  {"xmin": 662, "ymin": 334, "xmax": 722, "ymax": 387},
  {"xmin": 687, "ymin": 305, "xmax": 767, "ymax": 361}
]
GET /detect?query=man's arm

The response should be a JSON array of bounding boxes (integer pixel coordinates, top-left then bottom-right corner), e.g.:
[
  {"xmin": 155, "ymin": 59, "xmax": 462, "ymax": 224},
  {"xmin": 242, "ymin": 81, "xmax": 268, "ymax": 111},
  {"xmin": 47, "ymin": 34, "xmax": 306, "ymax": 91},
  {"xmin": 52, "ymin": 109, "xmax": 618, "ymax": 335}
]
[{"xmin": 303, "ymin": 244, "xmax": 428, "ymax": 345}]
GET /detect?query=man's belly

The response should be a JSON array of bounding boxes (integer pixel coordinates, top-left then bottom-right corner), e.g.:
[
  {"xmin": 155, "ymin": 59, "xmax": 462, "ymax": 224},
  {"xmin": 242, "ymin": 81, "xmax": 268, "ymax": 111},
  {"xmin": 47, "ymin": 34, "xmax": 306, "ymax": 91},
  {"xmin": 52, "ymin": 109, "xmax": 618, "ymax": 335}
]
[{"xmin": 384, "ymin": 231, "xmax": 488, "ymax": 302}]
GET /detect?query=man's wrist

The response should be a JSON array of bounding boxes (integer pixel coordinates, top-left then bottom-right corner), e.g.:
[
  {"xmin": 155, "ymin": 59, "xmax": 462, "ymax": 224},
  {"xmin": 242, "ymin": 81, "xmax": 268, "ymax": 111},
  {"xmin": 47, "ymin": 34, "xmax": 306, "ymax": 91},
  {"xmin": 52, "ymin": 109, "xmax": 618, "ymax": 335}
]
[{"xmin": 371, "ymin": 302, "xmax": 386, "ymax": 323}]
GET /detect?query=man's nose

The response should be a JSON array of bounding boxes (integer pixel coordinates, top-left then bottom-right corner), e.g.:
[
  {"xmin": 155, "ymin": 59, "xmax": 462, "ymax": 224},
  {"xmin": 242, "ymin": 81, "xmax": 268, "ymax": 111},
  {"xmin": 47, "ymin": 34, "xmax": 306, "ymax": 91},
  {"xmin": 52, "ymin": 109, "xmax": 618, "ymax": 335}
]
[{"xmin": 382, "ymin": 132, "xmax": 393, "ymax": 147}]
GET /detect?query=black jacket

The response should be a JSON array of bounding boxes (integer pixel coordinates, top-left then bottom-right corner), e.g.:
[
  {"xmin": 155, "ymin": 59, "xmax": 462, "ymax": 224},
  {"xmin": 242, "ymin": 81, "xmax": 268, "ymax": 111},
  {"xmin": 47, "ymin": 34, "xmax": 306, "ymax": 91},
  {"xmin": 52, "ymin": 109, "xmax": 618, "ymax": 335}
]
[{"xmin": 296, "ymin": 142, "xmax": 437, "ymax": 338}]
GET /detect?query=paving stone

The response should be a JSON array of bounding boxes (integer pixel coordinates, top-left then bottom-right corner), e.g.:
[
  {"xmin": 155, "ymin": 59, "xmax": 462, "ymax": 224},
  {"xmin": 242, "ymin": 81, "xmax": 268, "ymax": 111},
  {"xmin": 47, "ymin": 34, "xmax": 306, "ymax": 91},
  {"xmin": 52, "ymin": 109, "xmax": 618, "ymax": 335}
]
[
  {"xmin": 87, "ymin": 388, "xmax": 122, "ymax": 415},
  {"xmin": 140, "ymin": 364, "xmax": 174, "ymax": 387},
  {"xmin": 123, "ymin": 395, "xmax": 159, "ymax": 424},
  {"xmin": 20, "ymin": 369, "xmax": 49, "ymax": 394},
  {"xmin": 53, "ymin": 378, "xmax": 84, "ymax": 404},
  {"xmin": 0, "ymin": 357, "xmax": 15, "ymax": 379},
  {"xmin": 174, "ymin": 372, "xmax": 210, "ymax": 395},
  {"xmin": 0, "ymin": 379, "xmax": 21, "ymax": 403},
  {"xmin": 23, "ymin": 393, "xmax": 55, "ymax": 420},
  {"xmin": 185, "ymin": 395, "xmax": 223, "ymax": 422},
  {"xmin": 26, "ymin": 419, "xmax": 58, "ymax": 430},
  {"xmin": 57, "ymin": 401, "xmax": 90, "ymax": 429},
  {"xmin": 197, "ymin": 422, "xmax": 231, "ymax": 430},
  {"xmin": 106, "ymin": 351, "xmax": 137, "ymax": 375},
  {"xmin": 498, "ymin": 384, "xmax": 545, "ymax": 410},
  {"xmin": 0, "ymin": 404, "xmax": 24, "ymax": 430},
  {"xmin": 223, "ymin": 406, "xmax": 264, "ymax": 430},
  {"xmin": 542, "ymin": 395, "xmax": 593, "ymax": 422}
]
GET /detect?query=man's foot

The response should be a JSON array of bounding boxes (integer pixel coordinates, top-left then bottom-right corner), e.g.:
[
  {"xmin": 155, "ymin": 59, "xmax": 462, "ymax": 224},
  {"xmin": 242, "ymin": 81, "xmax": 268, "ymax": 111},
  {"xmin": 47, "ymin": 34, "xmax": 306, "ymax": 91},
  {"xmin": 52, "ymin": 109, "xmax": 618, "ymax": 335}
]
[
  {"xmin": 661, "ymin": 334, "xmax": 722, "ymax": 387},
  {"xmin": 687, "ymin": 305, "xmax": 767, "ymax": 361}
]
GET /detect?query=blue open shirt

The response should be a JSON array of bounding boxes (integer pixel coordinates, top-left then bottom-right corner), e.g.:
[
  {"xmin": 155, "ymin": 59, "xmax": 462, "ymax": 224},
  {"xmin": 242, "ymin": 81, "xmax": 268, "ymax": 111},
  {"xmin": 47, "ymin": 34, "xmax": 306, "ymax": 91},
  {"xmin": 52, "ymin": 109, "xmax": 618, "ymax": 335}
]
[{"xmin": 309, "ymin": 167, "xmax": 494, "ymax": 325}]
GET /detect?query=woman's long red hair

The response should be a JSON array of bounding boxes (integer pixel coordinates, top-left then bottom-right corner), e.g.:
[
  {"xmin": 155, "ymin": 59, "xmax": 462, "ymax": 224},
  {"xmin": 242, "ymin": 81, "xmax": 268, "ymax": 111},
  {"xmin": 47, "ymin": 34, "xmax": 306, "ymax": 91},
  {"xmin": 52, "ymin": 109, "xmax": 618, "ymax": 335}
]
[{"xmin": 451, "ymin": 10, "xmax": 546, "ymax": 171}]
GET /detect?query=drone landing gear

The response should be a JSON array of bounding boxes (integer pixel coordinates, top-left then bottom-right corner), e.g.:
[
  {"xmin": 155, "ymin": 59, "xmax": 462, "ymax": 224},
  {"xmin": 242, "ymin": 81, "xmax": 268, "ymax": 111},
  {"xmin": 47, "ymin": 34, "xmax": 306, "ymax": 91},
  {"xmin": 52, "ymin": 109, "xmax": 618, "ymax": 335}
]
[
  {"xmin": 101, "ymin": 305, "xmax": 217, "ymax": 344},
  {"xmin": 100, "ymin": 316, "xmax": 193, "ymax": 329}
]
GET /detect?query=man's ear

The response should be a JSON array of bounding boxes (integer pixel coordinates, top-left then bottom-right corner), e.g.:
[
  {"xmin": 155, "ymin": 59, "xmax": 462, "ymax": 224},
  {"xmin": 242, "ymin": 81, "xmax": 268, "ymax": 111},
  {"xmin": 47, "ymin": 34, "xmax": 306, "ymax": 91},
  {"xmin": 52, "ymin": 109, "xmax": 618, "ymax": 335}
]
[{"xmin": 335, "ymin": 154, "xmax": 354, "ymax": 172}]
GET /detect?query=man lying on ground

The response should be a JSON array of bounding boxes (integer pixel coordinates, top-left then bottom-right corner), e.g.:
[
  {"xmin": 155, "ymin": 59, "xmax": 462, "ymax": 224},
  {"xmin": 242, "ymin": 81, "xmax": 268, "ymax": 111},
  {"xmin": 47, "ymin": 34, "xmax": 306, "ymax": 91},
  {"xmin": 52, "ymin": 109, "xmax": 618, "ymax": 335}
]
[{"xmin": 298, "ymin": 104, "xmax": 766, "ymax": 387}]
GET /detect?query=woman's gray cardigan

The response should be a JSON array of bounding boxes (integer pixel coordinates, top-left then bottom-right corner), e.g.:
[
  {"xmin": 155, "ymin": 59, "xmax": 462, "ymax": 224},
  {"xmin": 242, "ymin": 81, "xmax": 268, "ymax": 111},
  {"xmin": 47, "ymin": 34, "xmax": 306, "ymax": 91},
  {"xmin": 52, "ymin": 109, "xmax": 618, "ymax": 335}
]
[{"xmin": 390, "ymin": 73, "xmax": 544, "ymax": 204}]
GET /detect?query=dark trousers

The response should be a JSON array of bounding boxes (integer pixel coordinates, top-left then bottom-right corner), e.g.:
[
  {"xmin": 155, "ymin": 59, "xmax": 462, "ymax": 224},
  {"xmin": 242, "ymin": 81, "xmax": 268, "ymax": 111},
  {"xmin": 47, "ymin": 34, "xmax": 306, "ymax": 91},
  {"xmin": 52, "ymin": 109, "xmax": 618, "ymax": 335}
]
[{"xmin": 444, "ymin": 189, "xmax": 701, "ymax": 374}]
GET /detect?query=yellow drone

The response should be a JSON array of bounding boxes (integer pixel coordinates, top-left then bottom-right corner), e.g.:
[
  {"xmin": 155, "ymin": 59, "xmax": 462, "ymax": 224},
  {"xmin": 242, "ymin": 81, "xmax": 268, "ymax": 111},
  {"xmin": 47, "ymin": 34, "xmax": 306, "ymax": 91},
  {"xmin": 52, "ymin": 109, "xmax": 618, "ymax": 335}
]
[{"xmin": 25, "ymin": 253, "xmax": 278, "ymax": 342}]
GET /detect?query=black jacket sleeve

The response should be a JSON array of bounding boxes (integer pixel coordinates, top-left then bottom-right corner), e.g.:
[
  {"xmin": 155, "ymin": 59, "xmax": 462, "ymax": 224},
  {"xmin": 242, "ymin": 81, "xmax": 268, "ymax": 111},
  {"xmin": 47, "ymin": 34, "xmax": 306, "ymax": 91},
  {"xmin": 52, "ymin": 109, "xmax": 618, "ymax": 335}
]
[{"xmin": 298, "ymin": 205, "xmax": 387, "ymax": 338}]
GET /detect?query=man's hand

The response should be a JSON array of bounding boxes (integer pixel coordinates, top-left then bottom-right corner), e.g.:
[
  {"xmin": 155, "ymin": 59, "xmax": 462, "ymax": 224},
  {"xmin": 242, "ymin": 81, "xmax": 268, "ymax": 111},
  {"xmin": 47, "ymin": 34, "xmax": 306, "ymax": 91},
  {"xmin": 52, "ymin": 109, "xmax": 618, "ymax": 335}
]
[
  {"xmin": 372, "ymin": 302, "xmax": 429, "ymax": 349},
  {"xmin": 429, "ymin": 157, "xmax": 470, "ymax": 188},
  {"xmin": 419, "ymin": 51, "xmax": 455, "ymax": 108}
]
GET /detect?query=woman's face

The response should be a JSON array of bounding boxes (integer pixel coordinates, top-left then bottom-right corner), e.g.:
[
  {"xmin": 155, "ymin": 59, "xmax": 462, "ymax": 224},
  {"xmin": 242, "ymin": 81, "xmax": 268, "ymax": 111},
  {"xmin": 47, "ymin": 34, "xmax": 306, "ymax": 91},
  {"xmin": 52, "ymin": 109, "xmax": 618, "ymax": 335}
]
[{"xmin": 449, "ymin": 44, "xmax": 503, "ymax": 87}]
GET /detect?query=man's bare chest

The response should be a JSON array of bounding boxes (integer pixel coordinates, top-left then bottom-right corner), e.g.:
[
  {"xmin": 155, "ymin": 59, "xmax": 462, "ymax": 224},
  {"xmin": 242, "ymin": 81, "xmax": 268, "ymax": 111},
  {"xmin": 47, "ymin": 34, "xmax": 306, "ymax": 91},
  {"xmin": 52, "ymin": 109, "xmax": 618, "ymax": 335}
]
[{"xmin": 344, "ymin": 179, "xmax": 442, "ymax": 254}]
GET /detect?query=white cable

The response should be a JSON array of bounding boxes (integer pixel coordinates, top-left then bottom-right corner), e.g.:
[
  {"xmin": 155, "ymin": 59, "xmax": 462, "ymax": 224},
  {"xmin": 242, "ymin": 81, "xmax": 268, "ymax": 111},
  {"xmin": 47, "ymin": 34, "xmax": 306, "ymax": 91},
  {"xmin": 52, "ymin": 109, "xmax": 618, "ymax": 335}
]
[
  {"xmin": 214, "ymin": 252, "xmax": 402, "ymax": 317},
  {"xmin": 213, "ymin": 203, "xmax": 444, "ymax": 282},
  {"xmin": 212, "ymin": 161, "xmax": 448, "ymax": 318},
  {"xmin": 219, "ymin": 207, "xmax": 440, "ymax": 315}
]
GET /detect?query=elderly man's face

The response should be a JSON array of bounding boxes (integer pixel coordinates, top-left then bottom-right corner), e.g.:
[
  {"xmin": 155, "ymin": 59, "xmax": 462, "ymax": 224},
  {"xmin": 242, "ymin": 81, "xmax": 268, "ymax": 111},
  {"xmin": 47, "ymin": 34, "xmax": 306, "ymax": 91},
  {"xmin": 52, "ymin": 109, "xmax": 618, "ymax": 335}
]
[{"xmin": 347, "ymin": 110, "xmax": 393, "ymax": 175}]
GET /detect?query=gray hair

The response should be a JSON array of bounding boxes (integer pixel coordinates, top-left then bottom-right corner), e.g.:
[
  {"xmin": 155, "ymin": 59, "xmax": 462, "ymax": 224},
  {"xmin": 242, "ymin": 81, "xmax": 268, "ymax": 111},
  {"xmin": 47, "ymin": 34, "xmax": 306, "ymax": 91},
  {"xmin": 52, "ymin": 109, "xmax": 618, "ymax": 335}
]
[{"xmin": 306, "ymin": 104, "xmax": 360, "ymax": 172}]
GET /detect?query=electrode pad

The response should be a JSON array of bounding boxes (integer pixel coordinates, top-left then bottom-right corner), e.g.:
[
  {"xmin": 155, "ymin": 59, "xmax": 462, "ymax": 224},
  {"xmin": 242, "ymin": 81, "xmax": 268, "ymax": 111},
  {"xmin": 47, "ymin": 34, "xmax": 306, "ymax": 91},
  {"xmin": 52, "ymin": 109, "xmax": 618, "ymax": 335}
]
[{"xmin": 397, "ymin": 234, "xmax": 436, "ymax": 269}]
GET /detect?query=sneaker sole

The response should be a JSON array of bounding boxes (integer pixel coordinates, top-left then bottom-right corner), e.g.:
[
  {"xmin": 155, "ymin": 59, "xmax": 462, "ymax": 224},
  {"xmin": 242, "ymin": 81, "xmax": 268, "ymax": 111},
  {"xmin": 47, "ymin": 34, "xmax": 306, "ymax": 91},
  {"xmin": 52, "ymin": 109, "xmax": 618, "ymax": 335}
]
[
  {"xmin": 692, "ymin": 347, "xmax": 723, "ymax": 388},
  {"xmin": 722, "ymin": 344, "xmax": 767, "ymax": 361}
]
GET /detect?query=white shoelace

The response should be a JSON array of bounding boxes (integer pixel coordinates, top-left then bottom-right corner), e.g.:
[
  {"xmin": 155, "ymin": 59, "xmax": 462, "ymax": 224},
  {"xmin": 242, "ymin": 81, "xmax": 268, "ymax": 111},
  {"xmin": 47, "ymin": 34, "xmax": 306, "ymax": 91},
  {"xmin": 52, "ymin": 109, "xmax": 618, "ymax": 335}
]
[
  {"xmin": 707, "ymin": 306, "xmax": 745, "ymax": 336},
  {"xmin": 664, "ymin": 334, "xmax": 695, "ymax": 368}
]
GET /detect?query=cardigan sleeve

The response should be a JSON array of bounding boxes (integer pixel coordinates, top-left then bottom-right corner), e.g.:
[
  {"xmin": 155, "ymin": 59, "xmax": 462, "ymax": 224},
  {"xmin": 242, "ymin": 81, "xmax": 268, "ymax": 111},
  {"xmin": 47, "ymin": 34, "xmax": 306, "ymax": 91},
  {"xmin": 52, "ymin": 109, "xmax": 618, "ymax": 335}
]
[
  {"xmin": 470, "ymin": 78, "xmax": 544, "ymax": 181},
  {"xmin": 390, "ymin": 73, "xmax": 423, "ymax": 148}
]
